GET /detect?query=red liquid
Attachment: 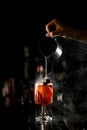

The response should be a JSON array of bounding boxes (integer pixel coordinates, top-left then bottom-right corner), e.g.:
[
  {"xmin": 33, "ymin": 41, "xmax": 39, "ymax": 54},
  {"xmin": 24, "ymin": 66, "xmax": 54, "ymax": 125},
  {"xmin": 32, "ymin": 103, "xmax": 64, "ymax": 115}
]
[{"xmin": 34, "ymin": 83, "xmax": 53, "ymax": 106}]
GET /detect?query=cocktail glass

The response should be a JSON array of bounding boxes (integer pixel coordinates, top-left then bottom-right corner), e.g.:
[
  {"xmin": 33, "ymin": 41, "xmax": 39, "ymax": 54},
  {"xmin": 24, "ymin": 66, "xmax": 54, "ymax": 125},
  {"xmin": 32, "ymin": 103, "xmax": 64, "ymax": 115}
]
[{"xmin": 34, "ymin": 78, "xmax": 53, "ymax": 123}]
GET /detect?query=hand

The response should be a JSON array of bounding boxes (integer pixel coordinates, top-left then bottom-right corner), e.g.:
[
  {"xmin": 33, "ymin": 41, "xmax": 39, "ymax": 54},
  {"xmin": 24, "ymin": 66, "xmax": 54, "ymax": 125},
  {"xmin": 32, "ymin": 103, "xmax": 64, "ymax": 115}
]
[
  {"xmin": 45, "ymin": 19, "xmax": 65, "ymax": 37},
  {"xmin": 45, "ymin": 19, "xmax": 74, "ymax": 38}
]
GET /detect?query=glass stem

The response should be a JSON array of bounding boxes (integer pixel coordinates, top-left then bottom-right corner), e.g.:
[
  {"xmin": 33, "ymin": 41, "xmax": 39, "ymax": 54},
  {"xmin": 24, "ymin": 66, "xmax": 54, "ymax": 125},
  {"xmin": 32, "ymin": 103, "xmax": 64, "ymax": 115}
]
[{"xmin": 41, "ymin": 106, "xmax": 46, "ymax": 118}]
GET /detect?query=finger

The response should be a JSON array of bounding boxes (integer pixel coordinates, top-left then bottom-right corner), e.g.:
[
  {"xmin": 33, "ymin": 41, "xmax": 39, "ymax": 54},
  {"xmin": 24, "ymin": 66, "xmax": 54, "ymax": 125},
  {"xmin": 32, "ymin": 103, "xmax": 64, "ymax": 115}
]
[
  {"xmin": 45, "ymin": 25, "xmax": 50, "ymax": 33},
  {"xmin": 45, "ymin": 33, "xmax": 51, "ymax": 37},
  {"xmin": 45, "ymin": 32, "xmax": 54, "ymax": 38}
]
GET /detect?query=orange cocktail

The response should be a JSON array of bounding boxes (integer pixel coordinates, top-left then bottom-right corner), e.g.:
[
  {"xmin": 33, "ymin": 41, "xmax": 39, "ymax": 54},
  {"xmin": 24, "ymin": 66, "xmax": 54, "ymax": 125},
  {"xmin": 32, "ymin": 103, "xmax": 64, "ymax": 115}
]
[{"xmin": 34, "ymin": 82, "xmax": 53, "ymax": 106}]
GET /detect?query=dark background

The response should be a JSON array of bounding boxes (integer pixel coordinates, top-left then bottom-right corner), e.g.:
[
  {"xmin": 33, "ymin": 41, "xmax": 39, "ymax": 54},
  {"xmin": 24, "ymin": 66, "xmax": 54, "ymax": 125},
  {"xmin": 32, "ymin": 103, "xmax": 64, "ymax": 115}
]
[{"xmin": 0, "ymin": 1, "xmax": 87, "ymax": 78}]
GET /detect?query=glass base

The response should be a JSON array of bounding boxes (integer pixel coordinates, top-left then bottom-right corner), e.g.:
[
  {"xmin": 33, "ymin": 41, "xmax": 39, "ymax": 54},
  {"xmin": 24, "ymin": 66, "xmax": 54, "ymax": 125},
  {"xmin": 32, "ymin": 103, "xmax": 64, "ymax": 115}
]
[{"xmin": 35, "ymin": 115, "xmax": 52, "ymax": 123}]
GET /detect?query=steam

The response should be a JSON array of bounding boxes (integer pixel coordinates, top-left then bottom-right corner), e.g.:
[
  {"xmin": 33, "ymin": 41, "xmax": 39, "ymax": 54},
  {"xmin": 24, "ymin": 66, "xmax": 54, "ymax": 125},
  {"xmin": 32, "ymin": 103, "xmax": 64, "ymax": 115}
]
[
  {"xmin": 42, "ymin": 39, "xmax": 87, "ymax": 128},
  {"xmin": 32, "ymin": 37, "xmax": 87, "ymax": 129}
]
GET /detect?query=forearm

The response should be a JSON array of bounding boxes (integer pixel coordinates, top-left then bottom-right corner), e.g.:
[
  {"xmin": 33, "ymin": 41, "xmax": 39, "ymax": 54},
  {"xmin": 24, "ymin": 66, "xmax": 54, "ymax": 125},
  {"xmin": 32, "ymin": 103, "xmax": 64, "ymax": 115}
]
[{"xmin": 63, "ymin": 27, "xmax": 87, "ymax": 44}]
